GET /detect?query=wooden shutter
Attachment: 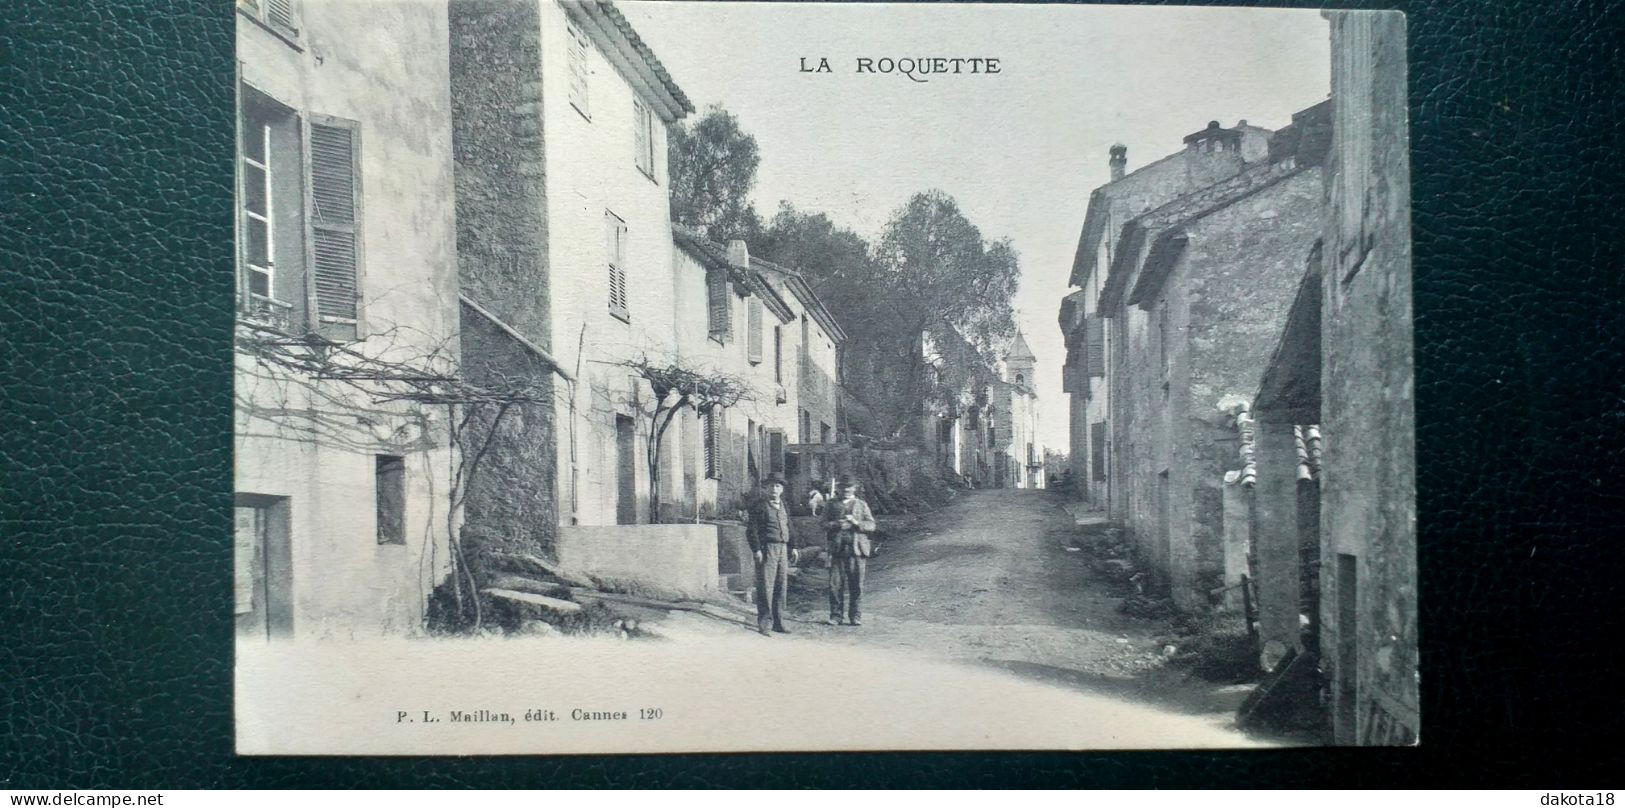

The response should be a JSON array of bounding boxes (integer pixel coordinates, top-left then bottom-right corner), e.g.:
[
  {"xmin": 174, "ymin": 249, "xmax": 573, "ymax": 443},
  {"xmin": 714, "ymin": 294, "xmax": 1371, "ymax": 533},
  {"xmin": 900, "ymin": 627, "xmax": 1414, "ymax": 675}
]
[
  {"xmin": 633, "ymin": 99, "xmax": 652, "ymax": 175},
  {"xmin": 703, "ymin": 408, "xmax": 723, "ymax": 480},
  {"xmin": 309, "ymin": 119, "xmax": 360, "ymax": 329},
  {"xmin": 747, "ymin": 297, "xmax": 763, "ymax": 363},
  {"xmin": 1090, "ymin": 421, "xmax": 1107, "ymax": 481},
  {"xmin": 605, "ymin": 212, "xmax": 628, "ymax": 315},
  {"xmin": 1085, "ymin": 316, "xmax": 1106, "ymax": 378},
  {"xmin": 768, "ymin": 430, "xmax": 785, "ymax": 474},
  {"xmin": 567, "ymin": 24, "xmax": 590, "ymax": 117},
  {"xmin": 266, "ymin": 0, "xmax": 296, "ymax": 30},
  {"xmin": 707, "ymin": 267, "xmax": 730, "ymax": 340}
]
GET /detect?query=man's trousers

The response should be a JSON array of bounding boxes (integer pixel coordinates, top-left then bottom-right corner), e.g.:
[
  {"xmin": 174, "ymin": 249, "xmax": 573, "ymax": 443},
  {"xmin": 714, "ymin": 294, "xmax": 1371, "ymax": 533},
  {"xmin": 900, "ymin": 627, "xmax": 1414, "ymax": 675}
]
[
  {"xmin": 828, "ymin": 555, "xmax": 866, "ymax": 622},
  {"xmin": 755, "ymin": 543, "xmax": 789, "ymax": 629}
]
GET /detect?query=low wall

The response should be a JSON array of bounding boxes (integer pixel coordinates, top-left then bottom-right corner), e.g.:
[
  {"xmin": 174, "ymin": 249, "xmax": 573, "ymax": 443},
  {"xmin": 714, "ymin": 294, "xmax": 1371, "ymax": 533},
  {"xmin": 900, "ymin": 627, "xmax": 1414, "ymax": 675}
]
[{"xmin": 555, "ymin": 524, "xmax": 720, "ymax": 595}]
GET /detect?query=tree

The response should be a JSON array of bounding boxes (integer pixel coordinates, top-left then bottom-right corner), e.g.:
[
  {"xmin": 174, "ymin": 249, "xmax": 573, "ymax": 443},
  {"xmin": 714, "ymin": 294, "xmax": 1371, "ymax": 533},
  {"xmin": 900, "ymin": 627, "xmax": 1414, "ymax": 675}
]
[
  {"xmin": 624, "ymin": 357, "xmax": 752, "ymax": 523},
  {"xmin": 668, "ymin": 105, "xmax": 763, "ymax": 242},
  {"xmin": 757, "ymin": 192, "xmax": 1021, "ymax": 441}
]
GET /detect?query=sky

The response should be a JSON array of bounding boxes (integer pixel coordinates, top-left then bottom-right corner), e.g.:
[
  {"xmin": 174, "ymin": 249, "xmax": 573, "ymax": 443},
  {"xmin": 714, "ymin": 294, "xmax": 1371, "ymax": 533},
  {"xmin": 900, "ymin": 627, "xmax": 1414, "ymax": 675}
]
[{"xmin": 621, "ymin": 2, "xmax": 1331, "ymax": 453}]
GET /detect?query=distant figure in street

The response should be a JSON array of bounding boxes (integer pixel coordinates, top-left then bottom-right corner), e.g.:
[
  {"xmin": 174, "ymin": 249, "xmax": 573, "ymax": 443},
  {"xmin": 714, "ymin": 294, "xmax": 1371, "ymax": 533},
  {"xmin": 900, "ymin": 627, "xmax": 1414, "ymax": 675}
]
[
  {"xmin": 823, "ymin": 477, "xmax": 877, "ymax": 627},
  {"xmin": 806, "ymin": 486, "xmax": 826, "ymax": 518},
  {"xmin": 747, "ymin": 473, "xmax": 798, "ymax": 637}
]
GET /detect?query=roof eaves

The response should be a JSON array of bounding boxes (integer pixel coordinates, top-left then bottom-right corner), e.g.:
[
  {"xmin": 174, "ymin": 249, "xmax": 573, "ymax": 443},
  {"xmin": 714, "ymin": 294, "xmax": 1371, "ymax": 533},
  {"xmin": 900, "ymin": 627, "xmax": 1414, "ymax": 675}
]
[{"xmin": 572, "ymin": 1, "xmax": 695, "ymax": 121}]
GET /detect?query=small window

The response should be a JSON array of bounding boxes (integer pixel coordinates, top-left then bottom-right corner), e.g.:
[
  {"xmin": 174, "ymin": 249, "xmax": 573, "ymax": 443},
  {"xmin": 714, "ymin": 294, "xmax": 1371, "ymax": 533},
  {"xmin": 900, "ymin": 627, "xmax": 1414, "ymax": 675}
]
[
  {"xmin": 773, "ymin": 325, "xmax": 783, "ymax": 383},
  {"xmin": 633, "ymin": 98, "xmax": 656, "ymax": 180},
  {"xmin": 821, "ymin": 422, "xmax": 832, "ymax": 445},
  {"xmin": 375, "ymin": 455, "xmax": 405, "ymax": 545},
  {"xmin": 567, "ymin": 23, "xmax": 591, "ymax": 119},
  {"xmin": 605, "ymin": 211, "xmax": 628, "ymax": 320}
]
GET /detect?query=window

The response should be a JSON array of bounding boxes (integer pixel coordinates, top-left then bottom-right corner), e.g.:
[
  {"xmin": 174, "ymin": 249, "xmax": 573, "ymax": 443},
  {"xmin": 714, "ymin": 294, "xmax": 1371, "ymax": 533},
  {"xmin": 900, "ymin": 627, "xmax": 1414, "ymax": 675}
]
[
  {"xmin": 309, "ymin": 116, "xmax": 363, "ymax": 340},
  {"xmin": 747, "ymin": 297, "xmax": 763, "ymax": 364},
  {"xmin": 237, "ymin": 87, "xmax": 302, "ymax": 331},
  {"xmin": 707, "ymin": 266, "xmax": 731, "ymax": 342},
  {"xmin": 703, "ymin": 408, "xmax": 722, "ymax": 480},
  {"xmin": 633, "ymin": 98, "xmax": 656, "ymax": 179},
  {"xmin": 375, "ymin": 455, "xmax": 405, "ymax": 545},
  {"xmin": 821, "ymin": 422, "xmax": 832, "ymax": 445},
  {"xmin": 238, "ymin": 0, "xmax": 298, "ymax": 42},
  {"xmin": 567, "ymin": 23, "xmax": 590, "ymax": 119},
  {"xmin": 767, "ymin": 430, "xmax": 786, "ymax": 474},
  {"xmin": 240, "ymin": 114, "xmax": 274, "ymax": 301},
  {"xmin": 799, "ymin": 409, "xmax": 811, "ymax": 445},
  {"xmin": 605, "ymin": 211, "xmax": 628, "ymax": 320},
  {"xmin": 1085, "ymin": 316, "xmax": 1106, "ymax": 378}
]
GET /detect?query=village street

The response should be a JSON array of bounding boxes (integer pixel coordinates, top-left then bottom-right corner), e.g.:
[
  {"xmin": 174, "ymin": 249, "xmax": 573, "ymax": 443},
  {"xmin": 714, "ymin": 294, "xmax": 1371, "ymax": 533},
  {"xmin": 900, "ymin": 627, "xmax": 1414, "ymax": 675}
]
[{"xmin": 624, "ymin": 488, "xmax": 1286, "ymax": 749}]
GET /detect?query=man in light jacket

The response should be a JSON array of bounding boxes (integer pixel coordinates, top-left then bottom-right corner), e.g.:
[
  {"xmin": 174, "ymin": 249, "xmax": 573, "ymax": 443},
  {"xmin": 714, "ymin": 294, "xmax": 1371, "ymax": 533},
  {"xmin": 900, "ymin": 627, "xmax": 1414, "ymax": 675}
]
[{"xmin": 823, "ymin": 477, "xmax": 876, "ymax": 626}]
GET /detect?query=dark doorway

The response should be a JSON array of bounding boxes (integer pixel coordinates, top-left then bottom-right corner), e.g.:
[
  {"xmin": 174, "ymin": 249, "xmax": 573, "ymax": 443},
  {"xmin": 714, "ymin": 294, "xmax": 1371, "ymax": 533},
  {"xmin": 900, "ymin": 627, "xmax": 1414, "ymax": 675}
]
[
  {"xmin": 616, "ymin": 414, "xmax": 638, "ymax": 525},
  {"xmin": 1335, "ymin": 552, "xmax": 1359, "ymax": 744},
  {"xmin": 234, "ymin": 494, "xmax": 292, "ymax": 640}
]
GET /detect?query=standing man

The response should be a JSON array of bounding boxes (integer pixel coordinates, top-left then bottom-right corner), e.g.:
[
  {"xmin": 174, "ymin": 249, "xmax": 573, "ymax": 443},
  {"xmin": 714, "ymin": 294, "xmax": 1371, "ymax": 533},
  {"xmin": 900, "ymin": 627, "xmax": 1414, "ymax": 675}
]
[
  {"xmin": 823, "ymin": 476, "xmax": 877, "ymax": 627},
  {"xmin": 747, "ymin": 472, "xmax": 798, "ymax": 636}
]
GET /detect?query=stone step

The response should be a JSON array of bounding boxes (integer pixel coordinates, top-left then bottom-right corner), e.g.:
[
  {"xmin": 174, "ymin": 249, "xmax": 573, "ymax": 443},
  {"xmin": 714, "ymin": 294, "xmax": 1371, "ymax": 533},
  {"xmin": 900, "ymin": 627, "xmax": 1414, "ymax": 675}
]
[{"xmin": 482, "ymin": 588, "xmax": 584, "ymax": 618}]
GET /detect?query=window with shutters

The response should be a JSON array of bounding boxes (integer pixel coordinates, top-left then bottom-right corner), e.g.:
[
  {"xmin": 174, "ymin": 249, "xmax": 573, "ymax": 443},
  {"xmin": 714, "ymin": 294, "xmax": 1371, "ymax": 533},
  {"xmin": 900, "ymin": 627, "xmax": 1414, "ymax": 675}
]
[
  {"xmin": 567, "ymin": 23, "xmax": 591, "ymax": 120},
  {"xmin": 633, "ymin": 99, "xmax": 656, "ymax": 180},
  {"xmin": 706, "ymin": 266, "xmax": 732, "ymax": 343},
  {"xmin": 238, "ymin": 0, "xmax": 299, "ymax": 44},
  {"xmin": 308, "ymin": 115, "xmax": 363, "ymax": 341},
  {"xmin": 605, "ymin": 211, "xmax": 629, "ymax": 321},
  {"xmin": 703, "ymin": 407, "xmax": 722, "ymax": 480},
  {"xmin": 1085, "ymin": 316, "xmax": 1106, "ymax": 378},
  {"xmin": 746, "ymin": 297, "xmax": 763, "ymax": 364}
]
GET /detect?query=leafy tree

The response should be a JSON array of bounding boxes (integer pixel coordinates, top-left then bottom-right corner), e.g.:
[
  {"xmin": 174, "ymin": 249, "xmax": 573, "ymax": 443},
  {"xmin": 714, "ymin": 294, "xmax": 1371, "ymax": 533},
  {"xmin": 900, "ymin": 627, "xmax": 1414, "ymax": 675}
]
[
  {"xmin": 668, "ymin": 105, "xmax": 763, "ymax": 242},
  {"xmin": 756, "ymin": 193, "xmax": 1020, "ymax": 441}
]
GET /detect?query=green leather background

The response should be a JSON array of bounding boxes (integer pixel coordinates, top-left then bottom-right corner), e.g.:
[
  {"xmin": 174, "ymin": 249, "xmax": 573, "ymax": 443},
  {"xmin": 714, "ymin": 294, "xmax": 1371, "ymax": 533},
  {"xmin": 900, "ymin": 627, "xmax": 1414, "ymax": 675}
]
[{"xmin": 3, "ymin": 0, "xmax": 1622, "ymax": 788}]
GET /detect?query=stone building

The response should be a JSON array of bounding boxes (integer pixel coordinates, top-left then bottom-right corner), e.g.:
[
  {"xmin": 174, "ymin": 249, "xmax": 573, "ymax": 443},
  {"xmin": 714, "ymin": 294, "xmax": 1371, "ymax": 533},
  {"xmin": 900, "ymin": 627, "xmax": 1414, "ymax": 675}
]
[
  {"xmin": 917, "ymin": 327, "xmax": 998, "ymax": 487},
  {"xmin": 992, "ymin": 333, "xmax": 1045, "ymax": 489},
  {"xmin": 233, "ymin": 0, "xmax": 459, "ymax": 637},
  {"xmin": 450, "ymin": 0, "xmax": 692, "ymax": 536},
  {"xmin": 1062, "ymin": 124, "xmax": 1275, "ymax": 507},
  {"xmin": 1252, "ymin": 11, "xmax": 1416, "ymax": 745},
  {"xmin": 669, "ymin": 229, "xmax": 846, "ymax": 518},
  {"xmin": 1094, "ymin": 106, "xmax": 1331, "ymax": 611}
]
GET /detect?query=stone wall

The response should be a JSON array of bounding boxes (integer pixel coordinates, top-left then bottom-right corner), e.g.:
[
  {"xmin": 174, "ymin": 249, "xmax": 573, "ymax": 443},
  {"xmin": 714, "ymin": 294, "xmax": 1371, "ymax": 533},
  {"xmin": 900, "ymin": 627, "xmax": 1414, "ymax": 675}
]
[
  {"xmin": 1321, "ymin": 10, "xmax": 1417, "ymax": 745},
  {"xmin": 556, "ymin": 524, "xmax": 721, "ymax": 595},
  {"xmin": 458, "ymin": 308, "xmax": 559, "ymax": 559},
  {"xmin": 449, "ymin": 0, "xmax": 558, "ymax": 559}
]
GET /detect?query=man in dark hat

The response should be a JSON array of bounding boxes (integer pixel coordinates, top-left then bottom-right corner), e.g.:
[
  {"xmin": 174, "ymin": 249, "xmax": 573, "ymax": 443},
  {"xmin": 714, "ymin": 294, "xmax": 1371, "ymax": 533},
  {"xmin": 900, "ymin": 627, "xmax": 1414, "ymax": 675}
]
[
  {"xmin": 823, "ymin": 476, "xmax": 877, "ymax": 626},
  {"xmin": 747, "ymin": 472, "xmax": 798, "ymax": 636}
]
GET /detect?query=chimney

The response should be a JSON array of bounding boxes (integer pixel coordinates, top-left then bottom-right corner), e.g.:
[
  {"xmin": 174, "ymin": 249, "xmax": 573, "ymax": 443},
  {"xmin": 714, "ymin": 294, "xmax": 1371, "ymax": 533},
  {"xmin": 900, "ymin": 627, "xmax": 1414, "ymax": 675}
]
[
  {"xmin": 1109, "ymin": 144, "xmax": 1127, "ymax": 182},
  {"xmin": 727, "ymin": 239, "xmax": 750, "ymax": 269}
]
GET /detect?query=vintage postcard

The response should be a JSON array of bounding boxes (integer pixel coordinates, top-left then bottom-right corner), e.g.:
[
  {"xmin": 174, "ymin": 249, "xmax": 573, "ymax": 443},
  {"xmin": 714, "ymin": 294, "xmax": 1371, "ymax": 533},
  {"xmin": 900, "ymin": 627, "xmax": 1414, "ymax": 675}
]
[{"xmin": 233, "ymin": 0, "xmax": 1415, "ymax": 753}]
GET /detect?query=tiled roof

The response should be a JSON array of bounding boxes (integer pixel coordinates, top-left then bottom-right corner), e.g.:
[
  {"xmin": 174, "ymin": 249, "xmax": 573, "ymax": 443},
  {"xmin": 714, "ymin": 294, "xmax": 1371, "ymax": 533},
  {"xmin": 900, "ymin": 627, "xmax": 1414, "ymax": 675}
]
[
  {"xmin": 670, "ymin": 225, "xmax": 795, "ymax": 324},
  {"xmin": 592, "ymin": 1, "xmax": 694, "ymax": 115},
  {"xmin": 567, "ymin": 1, "xmax": 694, "ymax": 121}
]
